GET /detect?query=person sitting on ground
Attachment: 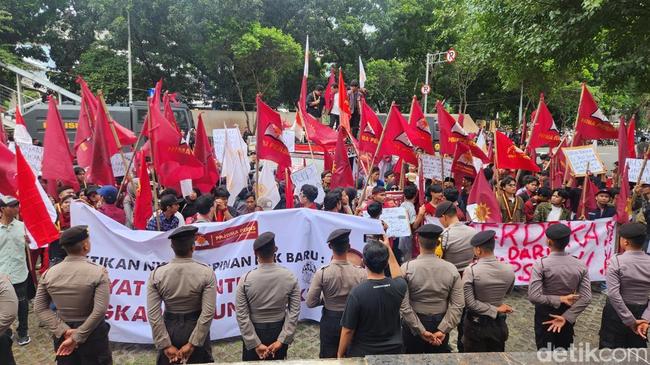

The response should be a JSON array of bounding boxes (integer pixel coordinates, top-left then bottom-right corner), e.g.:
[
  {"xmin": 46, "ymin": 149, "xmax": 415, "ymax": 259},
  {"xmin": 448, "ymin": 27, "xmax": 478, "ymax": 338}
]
[
  {"xmin": 97, "ymin": 186, "xmax": 126, "ymax": 225},
  {"xmin": 533, "ymin": 189, "xmax": 572, "ymax": 222},
  {"xmin": 300, "ymin": 184, "xmax": 320, "ymax": 210}
]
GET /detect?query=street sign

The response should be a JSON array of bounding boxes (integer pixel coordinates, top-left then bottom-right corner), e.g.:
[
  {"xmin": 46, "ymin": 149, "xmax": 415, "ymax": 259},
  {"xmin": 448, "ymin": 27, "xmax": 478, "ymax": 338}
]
[
  {"xmin": 421, "ymin": 84, "xmax": 431, "ymax": 95},
  {"xmin": 446, "ymin": 48, "xmax": 457, "ymax": 63}
]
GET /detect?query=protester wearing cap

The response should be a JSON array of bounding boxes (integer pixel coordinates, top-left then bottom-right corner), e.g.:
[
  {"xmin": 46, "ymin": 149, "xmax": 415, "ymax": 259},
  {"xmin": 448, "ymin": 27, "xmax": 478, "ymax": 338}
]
[
  {"xmin": 97, "ymin": 185, "xmax": 126, "ymax": 225},
  {"xmin": 146, "ymin": 225, "xmax": 216, "ymax": 364},
  {"xmin": 306, "ymin": 229, "xmax": 365, "ymax": 358},
  {"xmin": 147, "ymin": 194, "xmax": 184, "ymax": 231},
  {"xmin": 34, "ymin": 225, "xmax": 112, "ymax": 364},
  {"xmin": 528, "ymin": 223, "xmax": 592, "ymax": 350},
  {"xmin": 236, "ymin": 232, "xmax": 300, "ymax": 361},
  {"xmin": 400, "ymin": 224, "xmax": 464, "ymax": 354},
  {"xmin": 587, "ymin": 188, "xmax": 616, "ymax": 220},
  {"xmin": 599, "ymin": 222, "xmax": 650, "ymax": 349},
  {"xmin": 0, "ymin": 273, "xmax": 17, "ymax": 364},
  {"xmin": 461, "ymin": 230, "xmax": 515, "ymax": 352},
  {"xmin": 0, "ymin": 195, "xmax": 31, "ymax": 346}
]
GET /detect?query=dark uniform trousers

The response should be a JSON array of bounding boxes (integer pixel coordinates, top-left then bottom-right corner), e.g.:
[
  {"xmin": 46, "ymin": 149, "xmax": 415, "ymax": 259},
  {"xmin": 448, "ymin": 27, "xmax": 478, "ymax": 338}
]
[
  {"xmin": 319, "ymin": 309, "xmax": 343, "ymax": 358},
  {"xmin": 242, "ymin": 320, "xmax": 288, "ymax": 361},
  {"xmin": 599, "ymin": 299, "xmax": 648, "ymax": 349},
  {"xmin": 462, "ymin": 312, "xmax": 508, "ymax": 352},
  {"xmin": 0, "ymin": 328, "xmax": 16, "ymax": 365},
  {"xmin": 456, "ymin": 307, "xmax": 466, "ymax": 352},
  {"xmin": 53, "ymin": 320, "xmax": 112, "ymax": 365},
  {"xmin": 157, "ymin": 312, "xmax": 213, "ymax": 365},
  {"xmin": 534, "ymin": 304, "xmax": 574, "ymax": 350},
  {"xmin": 402, "ymin": 313, "xmax": 451, "ymax": 354}
]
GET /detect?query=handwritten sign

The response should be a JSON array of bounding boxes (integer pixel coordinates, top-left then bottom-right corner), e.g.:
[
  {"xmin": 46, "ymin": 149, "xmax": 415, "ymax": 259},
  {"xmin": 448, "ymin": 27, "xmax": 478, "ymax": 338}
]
[
  {"xmin": 290, "ymin": 164, "xmax": 325, "ymax": 204},
  {"xmin": 421, "ymin": 154, "xmax": 452, "ymax": 180},
  {"xmin": 625, "ymin": 158, "xmax": 650, "ymax": 184},
  {"xmin": 282, "ymin": 130, "xmax": 295, "ymax": 153},
  {"xmin": 562, "ymin": 146, "xmax": 605, "ymax": 176},
  {"xmin": 213, "ymin": 128, "xmax": 247, "ymax": 163},
  {"xmin": 8, "ymin": 142, "xmax": 43, "ymax": 176},
  {"xmin": 363, "ymin": 207, "xmax": 411, "ymax": 238},
  {"xmin": 110, "ymin": 152, "xmax": 134, "ymax": 177}
]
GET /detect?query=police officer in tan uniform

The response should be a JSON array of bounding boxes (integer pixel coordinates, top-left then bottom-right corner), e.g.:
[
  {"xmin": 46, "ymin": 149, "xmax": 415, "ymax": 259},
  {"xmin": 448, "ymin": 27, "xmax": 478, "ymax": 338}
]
[
  {"xmin": 34, "ymin": 225, "xmax": 112, "ymax": 365},
  {"xmin": 462, "ymin": 230, "xmax": 515, "ymax": 352},
  {"xmin": 599, "ymin": 222, "xmax": 650, "ymax": 349},
  {"xmin": 306, "ymin": 229, "xmax": 365, "ymax": 358},
  {"xmin": 236, "ymin": 232, "xmax": 301, "ymax": 361},
  {"xmin": 401, "ymin": 224, "xmax": 464, "ymax": 354},
  {"xmin": 147, "ymin": 225, "xmax": 216, "ymax": 364},
  {"xmin": 0, "ymin": 274, "xmax": 17, "ymax": 365},
  {"xmin": 528, "ymin": 223, "xmax": 592, "ymax": 350}
]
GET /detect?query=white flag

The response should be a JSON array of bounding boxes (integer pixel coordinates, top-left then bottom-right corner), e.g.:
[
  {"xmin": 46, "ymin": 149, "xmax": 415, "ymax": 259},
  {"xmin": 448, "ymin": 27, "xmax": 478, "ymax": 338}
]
[
  {"xmin": 359, "ymin": 56, "xmax": 367, "ymax": 89},
  {"xmin": 221, "ymin": 131, "xmax": 250, "ymax": 206},
  {"xmin": 257, "ymin": 160, "xmax": 281, "ymax": 209}
]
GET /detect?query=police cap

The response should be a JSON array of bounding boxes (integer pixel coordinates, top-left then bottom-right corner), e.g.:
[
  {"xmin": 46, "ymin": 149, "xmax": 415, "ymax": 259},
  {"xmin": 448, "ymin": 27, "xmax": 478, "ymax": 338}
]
[
  {"xmin": 254, "ymin": 232, "xmax": 276, "ymax": 251},
  {"xmin": 434, "ymin": 201, "xmax": 455, "ymax": 217},
  {"xmin": 327, "ymin": 229, "xmax": 351, "ymax": 245},
  {"xmin": 619, "ymin": 223, "xmax": 646, "ymax": 240},
  {"xmin": 545, "ymin": 223, "xmax": 571, "ymax": 241},
  {"xmin": 60, "ymin": 225, "xmax": 89, "ymax": 247},
  {"xmin": 415, "ymin": 224, "xmax": 443, "ymax": 239},
  {"xmin": 169, "ymin": 225, "xmax": 198, "ymax": 243},
  {"xmin": 470, "ymin": 230, "xmax": 496, "ymax": 247}
]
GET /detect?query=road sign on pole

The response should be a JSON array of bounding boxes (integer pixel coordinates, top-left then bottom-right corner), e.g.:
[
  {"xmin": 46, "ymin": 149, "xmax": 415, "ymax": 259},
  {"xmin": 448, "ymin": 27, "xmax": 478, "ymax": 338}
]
[
  {"xmin": 446, "ymin": 48, "xmax": 457, "ymax": 63},
  {"xmin": 421, "ymin": 84, "xmax": 431, "ymax": 95}
]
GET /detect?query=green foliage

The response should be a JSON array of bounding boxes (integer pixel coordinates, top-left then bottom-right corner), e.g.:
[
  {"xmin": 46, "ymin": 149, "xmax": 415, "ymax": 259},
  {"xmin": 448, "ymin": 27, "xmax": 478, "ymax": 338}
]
[{"xmin": 364, "ymin": 59, "xmax": 408, "ymax": 112}]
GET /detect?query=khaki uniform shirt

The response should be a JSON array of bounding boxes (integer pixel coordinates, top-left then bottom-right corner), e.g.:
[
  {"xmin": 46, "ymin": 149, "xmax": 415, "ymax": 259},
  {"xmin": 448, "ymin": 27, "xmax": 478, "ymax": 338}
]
[
  {"xmin": 462, "ymin": 256, "xmax": 515, "ymax": 318},
  {"xmin": 236, "ymin": 263, "xmax": 300, "ymax": 350},
  {"xmin": 400, "ymin": 254, "xmax": 464, "ymax": 334},
  {"xmin": 528, "ymin": 252, "xmax": 592, "ymax": 324},
  {"xmin": 305, "ymin": 259, "xmax": 365, "ymax": 311},
  {"xmin": 441, "ymin": 222, "xmax": 477, "ymax": 273},
  {"xmin": 606, "ymin": 251, "xmax": 650, "ymax": 326},
  {"xmin": 146, "ymin": 257, "xmax": 216, "ymax": 350},
  {"xmin": 0, "ymin": 274, "xmax": 17, "ymax": 335},
  {"xmin": 34, "ymin": 256, "xmax": 110, "ymax": 344}
]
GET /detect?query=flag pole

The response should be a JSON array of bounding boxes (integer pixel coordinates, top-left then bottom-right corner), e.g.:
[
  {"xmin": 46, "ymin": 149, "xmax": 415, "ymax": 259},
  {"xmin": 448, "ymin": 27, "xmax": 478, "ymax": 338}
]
[
  {"xmin": 98, "ymin": 91, "xmax": 133, "ymax": 185},
  {"xmin": 116, "ymin": 114, "xmax": 147, "ymax": 199},
  {"xmin": 145, "ymin": 104, "xmax": 161, "ymax": 231},
  {"xmin": 634, "ymin": 145, "xmax": 650, "ymax": 187},
  {"xmin": 491, "ymin": 119, "xmax": 500, "ymax": 186},
  {"xmin": 579, "ymin": 162, "xmax": 591, "ymax": 220},
  {"xmin": 255, "ymin": 100, "xmax": 261, "ymax": 201},
  {"xmin": 515, "ymin": 96, "xmax": 542, "ymax": 183},
  {"xmin": 563, "ymin": 84, "xmax": 586, "ymax": 186},
  {"xmin": 298, "ymin": 108, "xmax": 317, "ymax": 165}
]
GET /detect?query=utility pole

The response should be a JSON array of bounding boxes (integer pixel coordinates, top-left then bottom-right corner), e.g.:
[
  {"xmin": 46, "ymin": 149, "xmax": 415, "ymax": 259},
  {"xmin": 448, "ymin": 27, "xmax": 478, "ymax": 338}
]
[
  {"xmin": 423, "ymin": 49, "xmax": 456, "ymax": 113},
  {"xmin": 127, "ymin": 9, "xmax": 133, "ymax": 105},
  {"xmin": 518, "ymin": 81, "xmax": 523, "ymax": 125}
]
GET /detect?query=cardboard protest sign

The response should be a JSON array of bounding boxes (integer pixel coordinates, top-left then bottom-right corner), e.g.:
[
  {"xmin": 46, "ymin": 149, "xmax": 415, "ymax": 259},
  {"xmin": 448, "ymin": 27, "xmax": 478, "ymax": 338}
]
[
  {"xmin": 363, "ymin": 207, "xmax": 411, "ymax": 237},
  {"xmin": 562, "ymin": 145, "xmax": 606, "ymax": 176},
  {"xmin": 290, "ymin": 163, "xmax": 325, "ymax": 204},
  {"xmin": 625, "ymin": 158, "xmax": 650, "ymax": 184}
]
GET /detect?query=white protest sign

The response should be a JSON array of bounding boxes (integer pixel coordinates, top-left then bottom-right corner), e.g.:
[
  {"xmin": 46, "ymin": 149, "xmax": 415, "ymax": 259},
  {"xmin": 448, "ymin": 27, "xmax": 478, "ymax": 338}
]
[
  {"xmin": 180, "ymin": 179, "xmax": 193, "ymax": 198},
  {"xmin": 625, "ymin": 158, "xmax": 650, "ymax": 184},
  {"xmin": 71, "ymin": 203, "xmax": 383, "ymax": 344},
  {"xmin": 213, "ymin": 128, "xmax": 247, "ymax": 163},
  {"xmin": 110, "ymin": 152, "xmax": 134, "ymax": 177},
  {"xmin": 562, "ymin": 146, "xmax": 605, "ymax": 176},
  {"xmin": 290, "ymin": 164, "xmax": 325, "ymax": 204},
  {"xmin": 420, "ymin": 154, "xmax": 452, "ymax": 180},
  {"xmin": 362, "ymin": 207, "xmax": 411, "ymax": 237},
  {"xmin": 282, "ymin": 130, "xmax": 295, "ymax": 153},
  {"xmin": 8, "ymin": 142, "xmax": 44, "ymax": 176}
]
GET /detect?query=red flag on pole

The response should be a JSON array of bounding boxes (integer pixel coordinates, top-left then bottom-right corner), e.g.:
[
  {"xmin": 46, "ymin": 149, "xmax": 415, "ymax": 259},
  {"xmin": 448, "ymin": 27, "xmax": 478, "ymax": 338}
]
[
  {"xmin": 627, "ymin": 115, "xmax": 636, "ymax": 158},
  {"xmin": 577, "ymin": 177, "xmax": 598, "ymax": 218},
  {"xmin": 86, "ymin": 95, "xmax": 116, "ymax": 185},
  {"xmin": 285, "ymin": 167, "xmax": 294, "ymax": 209},
  {"xmin": 576, "ymin": 84, "xmax": 617, "ymax": 140},
  {"xmin": 495, "ymin": 130, "xmax": 540, "ymax": 172},
  {"xmin": 528, "ymin": 94, "xmax": 561, "ymax": 150},
  {"xmin": 13, "ymin": 106, "xmax": 33, "ymax": 145},
  {"xmin": 615, "ymin": 163, "xmax": 631, "ymax": 224},
  {"xmin": 192, "ymin": 114, "xmax": 220, "ymax": 192},
  {"xmin": 0, "ymin": 142, "xmax": 16, "ymax": 195},
  {"xmin": 436, "ymin": 101, "xmax": 489, "ymax": 161},
  {"xmin": 467, "ymin": 168, "xmax": 502, "ymax": 223},
  {"xmin": 163, "ymin": 92, "xmax": 182, "ymax": 134},
  {"xmin": 378, "ymin": 104, "xmax": 417, "ymax": 165},
  {"xmin": 617, "ymin": 117, "xmax": 629, "ymax": 170},
  {"xmin": 406, "ymin": 96, "xmax": 434, "ymax": 154},
  {"xmin": 359, "ymin": 98, "xmax": 383, "ymax": 165},
  {"xmin": 451, "ymin": 142, "xmax": 477, "ymax": 182},
  {"xmin": 16, "ymin": 146, "xmax": 60, "ymax": 246},
  {"xmin": 256, "ymin": 96, "xmax": 292, "ymax": 169},
  {"xmin": 300, "ymin": 110, "xmax": 337, "ymax": 146},
  {"xmin": 324, "ymin": 68, "xmax": 336, "ymax": 112},
  {"xmin": 330, "ymin": 127, "xmax": 354, "ymax": 189},
  {"xmin": 338, "ymin": 69, "xmax": 352, "ymax": 132},
  {"xmin": 111, "ymin": 121, "xmax": 137, "ymax": 146},
  {"xmin": 74, "ymin": 77, "xmax": 98, "ymax": 167},
  {"xmin": 0, "ymin": 117, "xmax": 6, "ymax": 145},
  {"xmin": 41, "ymin": 96, "xmax": 79, "ymax": 193},
  {"xmin": 133, "ymin": 153, "xmax": 153, "ymax": 230}
]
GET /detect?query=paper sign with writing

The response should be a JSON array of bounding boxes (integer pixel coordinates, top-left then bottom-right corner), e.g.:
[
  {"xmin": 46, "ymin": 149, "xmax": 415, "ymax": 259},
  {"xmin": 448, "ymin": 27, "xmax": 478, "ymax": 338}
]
[
  {"xmin": 363, "ymin": 207, "xmax": 411, "ymax": 238},
  {"xmin": 282, "ymin": 130, "xmax": 295, "ymax": 153},
  {"xmin": 625, "ymin": 158, "xmax": 650, "ymax": 184},
  {"xmin": 421, "ymin": 154, "xmax": 452, "ymax": 180},
  {"xmin": 290, "ymin": 164, "xmax": 325, "ymax": 204},
  {"xmin": 213, "ymin": 128, "xmax": 247, "ymax": 163},
  {"xmin": 8, "ymin": 142, "xmax": 44, "ymax": 176},
  {"xmin": 562, "ymin": 146, "xmax": 605, "ymax": 176},
  {"xmin": 111, "ymin": 152, "xmax": 134, "ymax": 177}
]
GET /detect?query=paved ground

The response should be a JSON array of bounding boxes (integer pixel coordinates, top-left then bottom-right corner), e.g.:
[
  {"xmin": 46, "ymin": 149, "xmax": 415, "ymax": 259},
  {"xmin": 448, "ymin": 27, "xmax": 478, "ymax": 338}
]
[{"xmin": 12, "ymin": 288, "xmax": 648, "ymax": 364}]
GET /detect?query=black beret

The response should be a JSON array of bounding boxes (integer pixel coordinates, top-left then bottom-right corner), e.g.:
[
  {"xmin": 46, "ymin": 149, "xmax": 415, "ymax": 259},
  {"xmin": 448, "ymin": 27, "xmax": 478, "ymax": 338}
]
[
  {"xmin": 546, "ymin": 223, "xmax": 571, "ymax": 241},
  {"xmin": 434, "ymin": 201, "xmax": 455, "ymax": 217},
  {"xmin": 415, "ymin": 224, "xmax": 443, "ymax": 239},
  {"xmin": 254, "ymin": 232, "xmax": 275, "ymax": 250},
  {"xmin": 471, "ymin": 230, "xmax": 496, "ymax": 247},
  {"xmin": 169, "ymin": 225, "xmax": 198, "ymax": 242},
  {"xmin": 327, "ymin": 229, "xmax": 351, "ymax": 245},
  {"xmin": 60, "ymin": 225, "xmax": 89, "ymax": 246},
  {"xmin": 619, "ymin": 223, "xmax": 646, "ymax": 240}
]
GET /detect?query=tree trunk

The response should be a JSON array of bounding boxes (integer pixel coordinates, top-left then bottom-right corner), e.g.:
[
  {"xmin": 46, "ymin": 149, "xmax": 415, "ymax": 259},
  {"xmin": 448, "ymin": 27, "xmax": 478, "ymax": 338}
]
[{"xmin": 229, "ymin": 64, "xmax": 250, "ymax": 132}]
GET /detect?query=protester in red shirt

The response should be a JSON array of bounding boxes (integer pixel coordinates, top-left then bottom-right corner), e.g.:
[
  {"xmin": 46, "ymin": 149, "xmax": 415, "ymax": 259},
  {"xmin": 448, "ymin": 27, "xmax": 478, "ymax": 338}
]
[
  {"xmin": 524, "ymin": 187, "xmax": 551, "ymax": 222},
  {"xmin": 213, "ymin": 186, "xmax": 238, "ymax": 222},
  {"xmin": 97, "ymin": 185, "xmax": 126, "ymax": 225},
  {"xmin": 420, "ymin": 184, "xmax": 444, "ymax": 218}
]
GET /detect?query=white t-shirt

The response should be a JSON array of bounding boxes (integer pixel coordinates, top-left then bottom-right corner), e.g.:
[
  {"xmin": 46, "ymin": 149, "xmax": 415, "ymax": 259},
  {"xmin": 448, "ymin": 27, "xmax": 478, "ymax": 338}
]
[
  {"xmin": 547, "ymin": 205, "xmax": 562, "ymax": 222},
  {"xmin": 331, "ymin": 92, "xmax": 340, "ymax": 115}
]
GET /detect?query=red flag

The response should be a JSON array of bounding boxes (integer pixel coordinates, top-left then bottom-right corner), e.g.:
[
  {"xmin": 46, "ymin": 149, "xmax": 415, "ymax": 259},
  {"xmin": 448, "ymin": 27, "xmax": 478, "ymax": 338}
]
[
  {"xmin": 467, "ymin": 168, "xmax": 502, "ymax": 223},
  {"xmin": 627, "ymin": 115, "xmax": 636, "ymax": 158},
  {"xmin": 577, "ymin": 177, "xmax": 598, "ymax": 218},
  {"xmin": 41, "ymin": 96, "xmax": 79, "ymax": 192},
  {"xmin": 300, "ymin": 110, "xmax": 337, "ymax": 146},
  {"xmin": 528, "ymin": 94, "xmax": 560, "ymax": 149},
  {"xmin": 285, "ymin": 167, "xmax": 294, "ymax": 209},
  {"xmin": 192, "ymin": 114, "xmax": 220, "ymax": 193},
  {"xmin": 378, "ymin": 104, "xmax": 417, "ymax": 165},
  {"xmin": 615, "ymin": 163, "xmax": 631, "ymax": 224},
  {"xmin": 13, "ymin": 106, "xmax": 33, "ymax": 144},
  {"xmin": 436, "ymin": 101, "xmax": 489, "ymax": 162},
  {"xmin": 16, "ymin": 146, "xmax": 60, "ymax": 246},
  {"xmin": 256, "ymin": 96, "xmax": 292, "ymax": 169},
  {"xmin": 338, "ymin": 69, "xmax": 352, "ymax": 132},
  {"xmin": 451, "ymin": 142, "xmax": 477, "ymax": 182},
  {"xmin": 324, "ymin": 69, "xmax": 336, "ymax": 112},
  {"xmin": 74, "ymin": 77, "xmax": 98, "ymax": 167},
  {"xmin": 576, "ymin": 84, "xmax": 617, "ymax": 140},
  {"xmin": 133, "ymin": 154, "xmax": 153, "ymax": 230},
  {"xmin": 495, "ymin": 130, "xmax": 540, "ymax": 172},
  {"xmin": 617, "ymin": 117, "xmax": 629, "ymax": 170},
  {"xmin": 358, "ymin": 98, "xmax": 383, "ymax": 165},
  {"xmin": 330, "ymin": 127, "xmax": 354, "ymax": 188},
  {"xmin": 0, "ymin": 143, "xmax": 17, "ymax": 195},
  {"xmin": 86, "ymin": 95, "xmax": 116, "ymax": 185},
  {"xmin": 323, "ymin": 145, "xmax": 335, "ymax": 172},
  {"xmin": 163, "ymin": 92, "xmax": 182, "ymax": 134},
  {"xmin": 112, "ymin": 121, "xmax": 137, "ymax": 146},
  {"xmin": 0, "ymin": 118, "xmax": 6, "ymax": 145},
  {"xmin": 406, "ymin": 96, "xmax": 434, "ymax": 154}
]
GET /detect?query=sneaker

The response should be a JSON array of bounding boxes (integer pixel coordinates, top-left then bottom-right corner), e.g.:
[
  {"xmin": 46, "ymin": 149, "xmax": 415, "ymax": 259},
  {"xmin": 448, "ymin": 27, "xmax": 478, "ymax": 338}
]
[{"xmin": 17, "ymin": 335, "xmax": 31, "ymax": 346}]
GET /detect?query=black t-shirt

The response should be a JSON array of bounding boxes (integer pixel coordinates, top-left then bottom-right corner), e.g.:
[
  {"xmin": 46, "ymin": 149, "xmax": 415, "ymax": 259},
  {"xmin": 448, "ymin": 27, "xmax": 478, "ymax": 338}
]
[
  {"xmin": 306, "ymin": 92, "xmax": 324, "ymax": 118},
  {"xmin": 340, "ymin": 276, "xmax": 407, "ymax": 356}
]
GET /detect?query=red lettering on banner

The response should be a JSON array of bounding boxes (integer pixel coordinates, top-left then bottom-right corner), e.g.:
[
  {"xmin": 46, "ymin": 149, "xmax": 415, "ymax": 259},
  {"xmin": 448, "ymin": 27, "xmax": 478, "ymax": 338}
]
[
  {"xmin": 106, "ymin": 305, "xmax": 130, "ymax": 321},
  {"xmin": 110, "ymin": 279, "xmax": 146, "ymax": 296},
  {"xmin": 500, "ymin": 224, "xmax": 519, "ymax": 247},
  {"xmin": 215, "ymin": 302, "xmax": 236, "ymax": 320},
  {"xmin": 216, "ymin": 277, "xmax": 241, "ymax": 295},
  {"xmin": 132, "ymin": 306, "xmax": 148, "ymax": 322},
  {"xmin": 523, "ymin": 223, "xmax": 546, "ymax": 246}
]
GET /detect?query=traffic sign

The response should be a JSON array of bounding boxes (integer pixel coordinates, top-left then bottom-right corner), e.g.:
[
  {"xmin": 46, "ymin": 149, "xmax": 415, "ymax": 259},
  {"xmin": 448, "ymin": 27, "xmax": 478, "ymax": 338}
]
[
  {"xmin": 421, "ymin": 84, "xmax": 431, "ymax": 95},
  {"xmin": 446, "ymin": 48, "xmax": 457, "ymax": 63}
]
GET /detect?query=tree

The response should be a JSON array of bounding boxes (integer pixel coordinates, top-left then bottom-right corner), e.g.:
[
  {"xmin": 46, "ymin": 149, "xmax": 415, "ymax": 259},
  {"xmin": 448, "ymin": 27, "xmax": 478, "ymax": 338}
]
[{"xmin": 364, "ymin": 59, "xmax": 408, "ymax": 112}]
